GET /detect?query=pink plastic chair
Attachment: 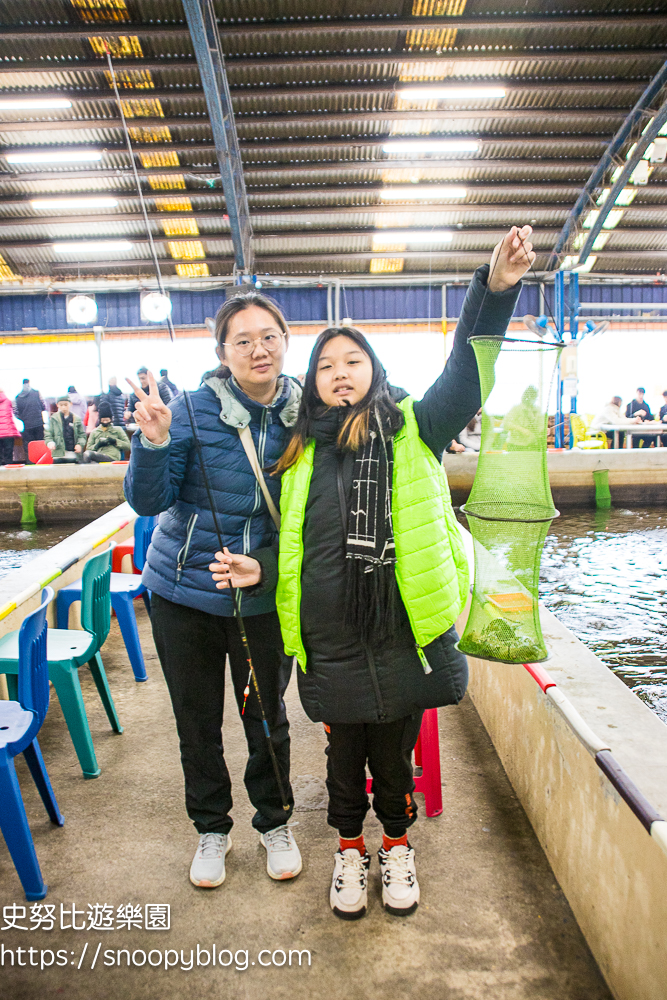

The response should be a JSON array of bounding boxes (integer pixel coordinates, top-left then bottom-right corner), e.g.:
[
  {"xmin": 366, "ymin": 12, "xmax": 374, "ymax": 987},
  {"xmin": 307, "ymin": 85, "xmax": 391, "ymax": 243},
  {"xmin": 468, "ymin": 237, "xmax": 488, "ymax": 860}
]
[{"xmin": 365, "ymin": 707, "xmax": 443, "ymax": 817}]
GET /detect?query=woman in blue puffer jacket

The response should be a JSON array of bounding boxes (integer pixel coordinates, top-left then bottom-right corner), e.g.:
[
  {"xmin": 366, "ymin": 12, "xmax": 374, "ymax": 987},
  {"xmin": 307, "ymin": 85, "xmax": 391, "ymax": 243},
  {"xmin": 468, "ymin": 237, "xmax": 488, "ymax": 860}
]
[{"xmin": 123, "ymin": 293, "xmax": 303, "ymax": 889}]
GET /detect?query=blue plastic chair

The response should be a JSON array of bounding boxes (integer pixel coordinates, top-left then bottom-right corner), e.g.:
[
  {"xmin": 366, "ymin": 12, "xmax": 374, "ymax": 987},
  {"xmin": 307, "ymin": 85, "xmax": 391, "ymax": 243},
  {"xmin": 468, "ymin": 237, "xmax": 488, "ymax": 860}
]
[
  {"xmin": 0, "ymin": 548, "xmax": 122, "ymax": 780},
  {"xmin": 0, "ymin": 588, "xmax": 64, "ymax": 900},
  {"xmin": 56, "ymin": 516, "xmax": 157, "ymax": 683}
]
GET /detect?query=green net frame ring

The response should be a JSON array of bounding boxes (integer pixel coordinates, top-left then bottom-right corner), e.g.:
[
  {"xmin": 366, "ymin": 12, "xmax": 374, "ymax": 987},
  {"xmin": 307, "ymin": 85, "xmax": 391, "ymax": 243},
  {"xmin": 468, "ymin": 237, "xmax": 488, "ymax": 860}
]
[{"xmin": 457, "ymin": 335, "xmax": 563, "ymax": 664}]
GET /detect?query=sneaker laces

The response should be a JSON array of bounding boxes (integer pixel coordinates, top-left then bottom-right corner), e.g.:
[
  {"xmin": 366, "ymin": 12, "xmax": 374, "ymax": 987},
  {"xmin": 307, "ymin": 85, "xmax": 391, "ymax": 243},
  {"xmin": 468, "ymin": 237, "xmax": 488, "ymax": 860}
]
[
  {"xmin": 197, "ymin": 833, "xmax": 224, "ymax": 859},
  {"xmin": 264, "ymin": 825, "xmax": 293, "ymax": 853},
  {"xmin": 336, "ymin": 851, "xmax": 369, "ymax": 891},
  {"xmin": 380, "ymin": 848, "xmax": 415, "ymax": 887}
]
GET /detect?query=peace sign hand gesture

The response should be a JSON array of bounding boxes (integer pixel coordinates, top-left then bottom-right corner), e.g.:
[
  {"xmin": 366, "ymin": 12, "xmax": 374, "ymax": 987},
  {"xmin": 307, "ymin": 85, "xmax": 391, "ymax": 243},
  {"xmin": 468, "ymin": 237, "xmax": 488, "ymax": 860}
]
[
  {"xmin": 488, "ymin": 225, "xmax": 536, "ymax": 293},
  {"xmin": 125, "ymin": 370, "xmax": 172, "ymax": 445}
]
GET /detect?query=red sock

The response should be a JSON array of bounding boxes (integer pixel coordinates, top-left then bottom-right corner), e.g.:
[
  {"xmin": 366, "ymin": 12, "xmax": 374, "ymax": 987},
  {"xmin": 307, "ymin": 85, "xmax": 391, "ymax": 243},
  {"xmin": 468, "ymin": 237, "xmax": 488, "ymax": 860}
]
[
  {"xmin": 382, "ymin": 832, "xmax": 408, "ymax": 851},
  {"xmin": 339, "ymin": 834, "xmax": 365, "ymax": 854}
]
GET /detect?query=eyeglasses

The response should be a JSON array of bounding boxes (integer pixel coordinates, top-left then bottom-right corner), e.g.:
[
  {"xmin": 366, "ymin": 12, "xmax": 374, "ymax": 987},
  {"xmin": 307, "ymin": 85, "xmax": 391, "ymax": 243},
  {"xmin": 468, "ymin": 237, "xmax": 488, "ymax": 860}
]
[{"xmin": 225, "ymin": 331, "xmax": 285, "ymax": 358}]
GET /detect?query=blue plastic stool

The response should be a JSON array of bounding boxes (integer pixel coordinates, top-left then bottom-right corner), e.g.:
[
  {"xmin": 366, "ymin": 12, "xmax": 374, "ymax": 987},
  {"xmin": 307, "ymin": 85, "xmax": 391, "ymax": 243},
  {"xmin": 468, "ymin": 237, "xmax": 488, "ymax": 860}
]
[
  {"xmin": 1, "ymin": 550, "xmax": 122, "ymax": 780},
  {"xmin": 56, "ymin": 516, "xmax": 157, "ymax": 683},
  {"xmin": 0, "ymin": 588, "xmax": 64, "ymax": 900}
]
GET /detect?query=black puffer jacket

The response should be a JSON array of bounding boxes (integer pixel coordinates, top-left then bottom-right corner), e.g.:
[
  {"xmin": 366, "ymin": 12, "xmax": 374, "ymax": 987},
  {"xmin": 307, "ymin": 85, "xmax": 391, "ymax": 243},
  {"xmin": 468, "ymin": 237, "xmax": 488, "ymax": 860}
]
[{"xmin": 296, "ymin": 265, "xmax": 521, "ymax": 724}]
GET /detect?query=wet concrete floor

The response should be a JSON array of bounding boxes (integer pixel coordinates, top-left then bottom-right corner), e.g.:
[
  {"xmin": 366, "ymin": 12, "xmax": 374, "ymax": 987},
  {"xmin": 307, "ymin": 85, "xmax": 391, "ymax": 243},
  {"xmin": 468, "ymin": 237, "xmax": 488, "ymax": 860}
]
[{"xmin": 0, "ymin": 602, "xmax": 612, "ymax": 1000}]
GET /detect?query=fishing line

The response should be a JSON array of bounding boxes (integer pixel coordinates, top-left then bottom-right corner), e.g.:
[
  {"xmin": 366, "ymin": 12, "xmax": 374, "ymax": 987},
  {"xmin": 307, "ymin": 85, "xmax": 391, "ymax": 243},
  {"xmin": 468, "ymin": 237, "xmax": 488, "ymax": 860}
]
[{"xmin": 182, "ymin": 389, "xmax": 291, "ymax": 814}]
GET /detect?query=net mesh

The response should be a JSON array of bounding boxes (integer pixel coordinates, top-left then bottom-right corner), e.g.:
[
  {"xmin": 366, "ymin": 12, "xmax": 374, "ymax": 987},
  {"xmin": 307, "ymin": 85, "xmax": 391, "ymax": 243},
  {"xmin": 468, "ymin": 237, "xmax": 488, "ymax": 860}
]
[{"xmin": 458, "ymin": 336, "xmax": 562, "ymax": 663}]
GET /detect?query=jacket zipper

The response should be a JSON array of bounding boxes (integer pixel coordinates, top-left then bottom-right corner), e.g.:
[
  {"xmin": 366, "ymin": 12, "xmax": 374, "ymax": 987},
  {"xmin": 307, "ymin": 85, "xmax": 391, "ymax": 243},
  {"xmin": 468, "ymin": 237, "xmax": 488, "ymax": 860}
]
[
  {"xmin": 337, "ymin": 457, "xmax": 388, "ymax": 720},
  {"xmin": 176, "ymin": 512, "xmax": 199, "ymax": 582}
]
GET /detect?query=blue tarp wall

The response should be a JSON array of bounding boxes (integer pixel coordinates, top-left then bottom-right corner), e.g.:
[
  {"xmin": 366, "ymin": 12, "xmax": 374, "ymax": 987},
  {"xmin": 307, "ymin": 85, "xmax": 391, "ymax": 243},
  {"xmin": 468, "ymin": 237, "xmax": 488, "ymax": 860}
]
[{"xmin": 0, "ymin": 282, "xmax": 666, "ymax": 332}]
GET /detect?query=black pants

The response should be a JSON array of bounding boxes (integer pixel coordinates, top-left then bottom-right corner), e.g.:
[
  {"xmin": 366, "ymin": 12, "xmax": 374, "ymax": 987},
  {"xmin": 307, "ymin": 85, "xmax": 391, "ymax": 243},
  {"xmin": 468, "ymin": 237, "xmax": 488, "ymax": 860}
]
[
  {"xmin": 0, "ymin": 437, "xmax": 14, "ymax": 464},
  {"xmin": 325, "ymin": 713, "xmax": 423, "ymax": 839},
  {"xmin": 151, "ymin": 594, "xmax": 294, "ymax": 835},
  {"xmin": 83, "ymin": 450, "xmax": 113, "ymax": 463},
  {"xmin": 21, "ymin": 425, "xmax": 44, "ymax": 463}
]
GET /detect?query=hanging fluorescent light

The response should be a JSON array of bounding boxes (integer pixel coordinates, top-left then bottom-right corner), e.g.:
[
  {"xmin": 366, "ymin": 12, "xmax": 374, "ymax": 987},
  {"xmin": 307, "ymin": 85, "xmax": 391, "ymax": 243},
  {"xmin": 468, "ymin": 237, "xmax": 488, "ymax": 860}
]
[
  {"xmin": 382, "ymin": 140, "xmax": 480, "ymax": 154},
  {"xmin": 0, "ymin": 98, "xmax": 72, "ymax": 110},
  {"xmin": 53, "ymin": 241, "xmax": 131, "ymax": 253},
  {"xmin": 66, "ymin": 294, "xmax": 97, "ymax": 325},
  {"xmin": 583, "ymin": 209, "xmax": 624, "ymax": 230},
  {"xmin": 140, "ymin": 290, "xmax": 172, "ymax": 323},
  {"xmin": 380, "ymin": 185, "xmax": 467, "ymax": 200},
  {"xmin": 5, "ymin": 150, "xmax": 102, "ymax": 164},
  {"xmin": 31, "ymin": 197, "xmax": 118, "ymax": 210},
  {"xmin": 373, "ymin": 230, "xmax": 453, "ymax": 244},
  {"xmin": 397, "ymin": 87, "xmax": 506, "ymax": 99}
]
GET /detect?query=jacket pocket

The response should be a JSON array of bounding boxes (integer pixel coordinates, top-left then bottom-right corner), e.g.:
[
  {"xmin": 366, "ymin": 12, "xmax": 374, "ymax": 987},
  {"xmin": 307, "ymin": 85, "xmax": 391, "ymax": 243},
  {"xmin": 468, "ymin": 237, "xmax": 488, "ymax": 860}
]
[{"xmin": 176, "ymin": 512, "xmax": 198, "ymax": 581}]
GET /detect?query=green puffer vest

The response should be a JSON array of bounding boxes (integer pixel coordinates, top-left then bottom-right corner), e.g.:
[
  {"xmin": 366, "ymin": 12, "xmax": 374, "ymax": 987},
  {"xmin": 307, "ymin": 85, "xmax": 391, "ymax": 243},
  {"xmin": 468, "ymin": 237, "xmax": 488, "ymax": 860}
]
[{"xmin": 276, "ymin": 397, "xmax": 469, "ymax": 670}]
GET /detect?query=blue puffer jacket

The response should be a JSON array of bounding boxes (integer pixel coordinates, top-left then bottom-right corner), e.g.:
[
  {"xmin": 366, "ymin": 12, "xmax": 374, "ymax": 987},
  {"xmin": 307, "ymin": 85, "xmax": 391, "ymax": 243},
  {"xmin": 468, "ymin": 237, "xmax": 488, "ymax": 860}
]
[{"xmin": 123, "ymin": 372, "xmax": 302, "ymax": 616}]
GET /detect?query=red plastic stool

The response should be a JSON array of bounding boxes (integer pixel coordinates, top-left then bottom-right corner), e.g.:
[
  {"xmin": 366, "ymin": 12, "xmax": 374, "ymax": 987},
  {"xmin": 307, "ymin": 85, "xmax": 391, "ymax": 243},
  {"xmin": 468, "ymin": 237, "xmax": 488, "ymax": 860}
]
[
  {"xmin": 112, "ymin": 539, "xmax": 140, "ymax": 575},
  {"xmin": 365, "ymin": 707, "xmax": 442, "ymax": 817}
]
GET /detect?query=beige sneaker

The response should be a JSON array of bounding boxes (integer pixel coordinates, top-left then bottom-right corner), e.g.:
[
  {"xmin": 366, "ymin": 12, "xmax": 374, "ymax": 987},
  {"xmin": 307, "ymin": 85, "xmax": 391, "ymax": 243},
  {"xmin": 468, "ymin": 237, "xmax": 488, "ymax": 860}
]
[{"xmin": 190, "ymin": 832, "xmax": 232, "ymax": 888}]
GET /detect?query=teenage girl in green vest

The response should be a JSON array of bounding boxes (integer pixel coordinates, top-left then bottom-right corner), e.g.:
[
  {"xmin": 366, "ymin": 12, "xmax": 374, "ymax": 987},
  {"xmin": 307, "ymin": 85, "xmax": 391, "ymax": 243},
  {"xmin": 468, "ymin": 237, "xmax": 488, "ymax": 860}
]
[{"xmin": 211, "ymin": 227, "xmax": 535, "ymax": 920}]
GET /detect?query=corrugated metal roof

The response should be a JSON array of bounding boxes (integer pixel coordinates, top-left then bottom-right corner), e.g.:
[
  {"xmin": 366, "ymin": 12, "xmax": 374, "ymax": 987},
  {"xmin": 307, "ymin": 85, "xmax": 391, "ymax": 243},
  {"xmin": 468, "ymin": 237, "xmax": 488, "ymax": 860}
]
[{"xmin": 0, "ymin": 1, "xmax": 666, "ymax": 279}]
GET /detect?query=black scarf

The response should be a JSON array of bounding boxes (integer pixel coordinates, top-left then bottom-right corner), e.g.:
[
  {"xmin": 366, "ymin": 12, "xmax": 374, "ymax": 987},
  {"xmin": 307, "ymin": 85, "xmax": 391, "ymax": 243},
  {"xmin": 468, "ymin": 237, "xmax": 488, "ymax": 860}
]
[{"xmin": 344, "ymin": 405, "xmax": 400, "ymax": 644}]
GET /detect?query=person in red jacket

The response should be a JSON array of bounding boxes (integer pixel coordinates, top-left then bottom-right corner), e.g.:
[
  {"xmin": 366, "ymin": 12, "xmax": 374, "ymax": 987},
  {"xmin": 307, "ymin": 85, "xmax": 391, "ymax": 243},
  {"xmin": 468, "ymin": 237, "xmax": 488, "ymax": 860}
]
[{"xmin": 0, "ymin": 388, "xmax": 20, "ymax": 465}]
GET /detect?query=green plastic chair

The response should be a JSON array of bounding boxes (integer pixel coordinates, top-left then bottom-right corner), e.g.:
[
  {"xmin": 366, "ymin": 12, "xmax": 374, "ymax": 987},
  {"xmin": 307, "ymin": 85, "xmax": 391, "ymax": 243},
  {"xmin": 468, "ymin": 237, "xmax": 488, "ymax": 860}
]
[{"xmin": 0, "ymin": 548, "xmax": 123, "ymax": 779}]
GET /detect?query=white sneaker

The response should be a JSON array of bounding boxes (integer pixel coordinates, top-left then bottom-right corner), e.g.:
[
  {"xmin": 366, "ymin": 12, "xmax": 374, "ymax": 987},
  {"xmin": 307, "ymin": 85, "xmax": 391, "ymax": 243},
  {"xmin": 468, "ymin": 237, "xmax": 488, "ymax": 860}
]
[
  {"xmin": 190, "ymin": 832, "xmax": 232, "ymax": 888},
  {"xmin": 330, "ymin": 849, "xmax": 371, "ymax": 920},
  {"xmin": 378, "ymin": 844, "xmax": 420, "ymax": 915},
  {"xmin": 260, "ymin": 825, "xmax": 303, "ymax": 880}
]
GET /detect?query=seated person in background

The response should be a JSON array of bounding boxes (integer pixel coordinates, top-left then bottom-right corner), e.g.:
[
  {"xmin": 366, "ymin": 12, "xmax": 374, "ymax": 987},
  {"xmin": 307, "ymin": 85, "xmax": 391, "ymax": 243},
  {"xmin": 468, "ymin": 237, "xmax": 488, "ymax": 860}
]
[
  {"xmin": 591, "ymin": 394, "xmax": 631, "ymax": 448},
  {"xmin": 458, "ymin": 409, "xmax": 482, "ymax": 452},
  {"xmin": 660, "ymin": 390, "xmax": 667, "ymax": 447},
  {"xmin": 625, "ymin": 387, "xmax": 653, "ymax": 448},
  {"xmin": 45, "ymin": 395, "xmax": 86, "ymax": 464},
  {"xmin": 83, "ymin": 400, "xmax": 131, "ymax": 463}
]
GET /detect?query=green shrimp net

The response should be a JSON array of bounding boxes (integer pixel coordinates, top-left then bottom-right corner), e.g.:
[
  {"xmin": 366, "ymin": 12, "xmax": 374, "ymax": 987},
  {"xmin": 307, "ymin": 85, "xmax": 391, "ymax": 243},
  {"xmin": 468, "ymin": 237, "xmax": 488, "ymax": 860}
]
[{"xmin": 457, "ymin": 336, "xmax": 562, "ymax": 664}]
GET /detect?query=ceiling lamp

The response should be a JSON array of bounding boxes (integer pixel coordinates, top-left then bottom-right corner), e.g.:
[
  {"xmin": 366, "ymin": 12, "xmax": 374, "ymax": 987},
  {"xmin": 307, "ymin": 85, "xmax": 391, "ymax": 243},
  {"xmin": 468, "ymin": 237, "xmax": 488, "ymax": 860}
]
[
  {"xmin": 380, "ymin": 185, "xmax": 467, "ymax": 200},
  {"xmin": 31, "ymin": 197, "xmax": 118, "ymax": 210},
  {"xmin": 397, "ymin": 87, "xmax": 506, "ymax": 100},
  {"xmin": 0, "ymin": 98, "xmax": 72, "ymax": 110},
  {"xmin": 53, "ymin": 241, "xmax": 131, "ymax": 253},
  {"xmin": 141, "ymin": 291, "xmax": 173, "ymax": 323},
  {"xmin": 382, "ymin": 140, "xmax": 480, "ymax": 154},
  {"xmin": 373, "ymin": 230, "xmax": 453, "ymax": 244},
  {"xmin": 66, "ymin": 294, "xmax": 97, "ymax": 325},
  {"xmin": 30, "ymin": 198, "xmax": 118, "ymax": 209},
  {"xmin": 5, "ymin": 150, "xmax": 102, "ymax": 164}
]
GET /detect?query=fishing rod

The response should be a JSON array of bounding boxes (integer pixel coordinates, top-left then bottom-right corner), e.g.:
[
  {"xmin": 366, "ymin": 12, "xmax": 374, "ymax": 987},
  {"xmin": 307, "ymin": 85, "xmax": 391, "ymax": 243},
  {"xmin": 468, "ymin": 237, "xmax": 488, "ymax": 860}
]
[{"xmin": 182, "ymin": 388, "xmax": 291, "ymax": 815}]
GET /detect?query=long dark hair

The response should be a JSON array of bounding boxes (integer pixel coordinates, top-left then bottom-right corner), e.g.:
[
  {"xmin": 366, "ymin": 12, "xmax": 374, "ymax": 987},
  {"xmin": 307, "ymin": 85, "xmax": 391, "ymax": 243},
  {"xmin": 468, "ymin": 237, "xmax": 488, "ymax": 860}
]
[
  {"xmin": 274, "ymin": 326, "xmax": 404, "ymax": 473},
  {"xmin": 204, "ymin": 291, "xmax": 289, "ymax": 379}
]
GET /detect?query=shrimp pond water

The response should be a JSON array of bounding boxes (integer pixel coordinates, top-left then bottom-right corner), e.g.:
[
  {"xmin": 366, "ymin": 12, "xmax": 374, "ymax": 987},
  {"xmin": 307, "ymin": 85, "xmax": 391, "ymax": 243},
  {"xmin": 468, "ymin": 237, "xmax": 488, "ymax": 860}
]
[
  {"xmin": 540, "ymin": 508, "xmax": 667, "ymax": 725},
  {"xmin": 0, "ymin": 522, "xmax": 89, "ymax": 581},
  {"xmin": 1, "ymin": 512, "xmax": 666, "ymax": 725}
]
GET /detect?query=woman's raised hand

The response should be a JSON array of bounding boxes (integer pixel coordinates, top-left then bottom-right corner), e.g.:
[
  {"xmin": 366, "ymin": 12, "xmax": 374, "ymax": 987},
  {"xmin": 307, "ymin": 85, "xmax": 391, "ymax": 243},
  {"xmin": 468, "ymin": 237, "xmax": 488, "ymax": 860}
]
[
  {"xmin": 125, "ymin": 371, "xmax": 172, "ymax": 445},
  {"xmin": 488, "ymin": 225, "xmax": 536, "ymax": 293},
  {"xmin": 210, "ymin": 548, "xmax": 262, "ymax": 590}
]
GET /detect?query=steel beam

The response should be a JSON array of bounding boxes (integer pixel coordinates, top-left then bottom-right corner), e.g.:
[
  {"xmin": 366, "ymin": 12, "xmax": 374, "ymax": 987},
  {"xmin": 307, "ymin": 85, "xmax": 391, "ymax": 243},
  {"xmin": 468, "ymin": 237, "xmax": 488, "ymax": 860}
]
[
  {"xmin": 0, "ymin": 185, "xmax": 619, "ymax": 209},
  {"xmin": 182, "ymin": 0, "xmax": 252, "ymax": 272},
  {"xmin": 0, "ymin": 106, "xmax": 633, "ymax": 133},
  {"xmin": 0, "ymin": 80, "xmax": 646, "ymax": 107},
  {"xmin": 0, "ymin": 158, "xmax": 608, "ymax": 187},
  {"xmin": 3, "ymin": 227, "xmax": 664, "ymax": 253},
  {"xmin": 0, "ymin": 48, "xmax": 661, "ymax": 78},
  {"xmin": 4, "ymin": 209, "xmax": 667, "ymax": 232},
  {"xmin": 576, "ymin": 96, "xmax": 667, "ymax": 265},
  {"xmin": 0, "ymin": 14, "xmax": 663, "ymax": 39},
  {"xmin": 547, "ymin": 58, "xmax": 667, "ymax": 268},
  {"xmin": 0, "ymin": 134, "xmax": 614, "ymax": 159}
]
